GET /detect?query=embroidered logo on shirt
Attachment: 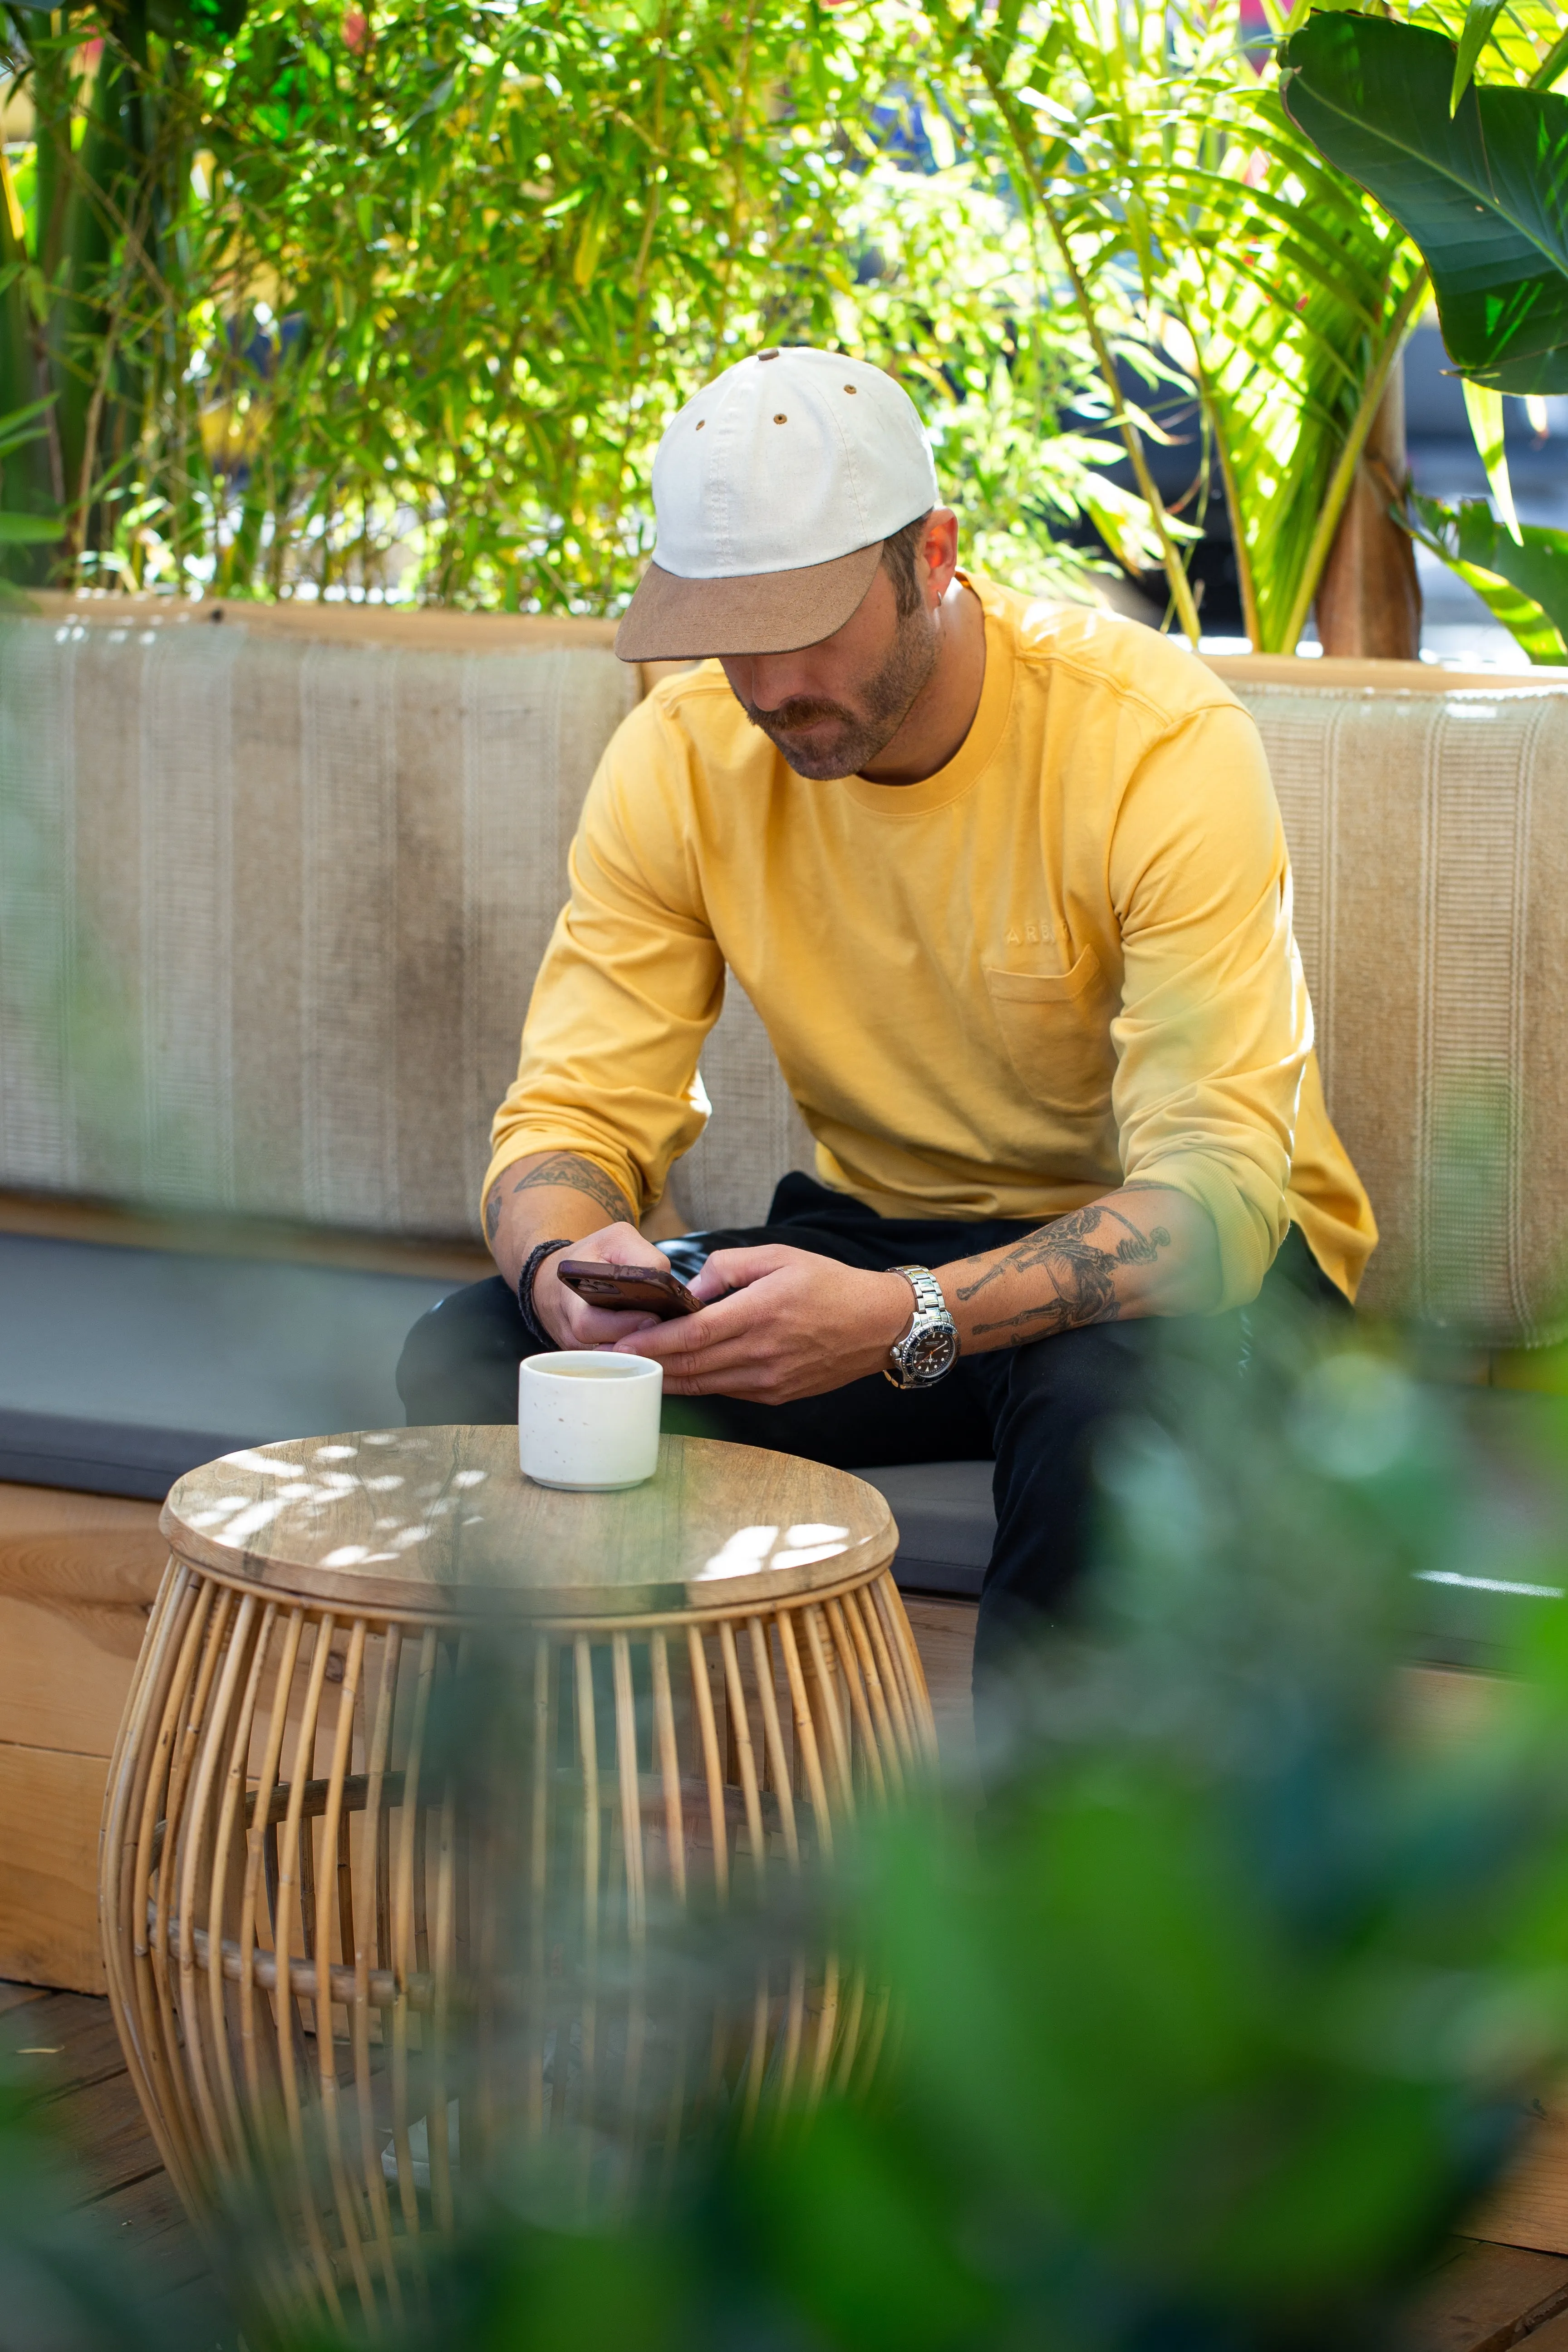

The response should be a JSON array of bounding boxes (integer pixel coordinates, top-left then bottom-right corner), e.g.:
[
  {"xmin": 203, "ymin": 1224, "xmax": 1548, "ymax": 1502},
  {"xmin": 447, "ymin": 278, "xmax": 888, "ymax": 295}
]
[{"xmin": 1005, "ymin": 924, "xmax": 1046, "ymax": 946}]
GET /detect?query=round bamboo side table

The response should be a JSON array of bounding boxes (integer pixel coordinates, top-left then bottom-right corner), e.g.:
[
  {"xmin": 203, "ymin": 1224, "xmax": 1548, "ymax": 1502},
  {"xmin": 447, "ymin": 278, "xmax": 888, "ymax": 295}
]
[{"xmin": 100, "ymin": 1425, "xmax": 932, "ymax": 2332}]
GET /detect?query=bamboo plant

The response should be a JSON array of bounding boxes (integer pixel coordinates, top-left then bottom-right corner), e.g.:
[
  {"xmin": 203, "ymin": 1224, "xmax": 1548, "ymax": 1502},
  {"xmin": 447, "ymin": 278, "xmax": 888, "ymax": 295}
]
[
  {"xmin": 0, "ymin": 0, "xmax": 1147, "ymax": 610},
  {"xmin": 0, "ymin": 0, "xmax": 246, "ymax": 583}
]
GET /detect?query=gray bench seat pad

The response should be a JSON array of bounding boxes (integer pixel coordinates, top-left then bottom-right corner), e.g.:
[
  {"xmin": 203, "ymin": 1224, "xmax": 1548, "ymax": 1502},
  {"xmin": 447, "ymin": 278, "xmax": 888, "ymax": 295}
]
[
  {"xmin": 854, "ymin": 1461, "xmax": 995, "ymax": 1600},
  {"xmin": 0, "ymin": 1231, "xmax": 1550, "ymax": 1670},
  {"xmin": 0, "ymin": 1232, "xmax": 1006, "ymax": 1595},
  {"xmin": 0, "ymin": 1232, "xmax": 457, "ymax": 1498}
]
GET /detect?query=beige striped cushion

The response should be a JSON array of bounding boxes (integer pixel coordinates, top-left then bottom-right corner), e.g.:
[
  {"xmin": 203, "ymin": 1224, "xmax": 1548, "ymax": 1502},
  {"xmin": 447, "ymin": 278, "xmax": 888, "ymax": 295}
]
[
  {"xmin": 3, "ymin": 614, "xmax": 1566, "ymax": 1346},
  {"xmin": 1244, "ymin": 681, "xmax": 1568, "ymax": 1341},
  {"xmin": 0, "ymin": 616, "xmax": 636, "ymax": 1238}
]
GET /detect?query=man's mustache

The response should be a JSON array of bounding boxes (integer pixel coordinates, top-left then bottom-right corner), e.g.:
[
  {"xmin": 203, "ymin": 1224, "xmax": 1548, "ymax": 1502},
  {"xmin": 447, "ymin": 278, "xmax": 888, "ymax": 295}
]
[{"xmin": 746, "ymin": 696, "xmax": 856, "ymax": 733}]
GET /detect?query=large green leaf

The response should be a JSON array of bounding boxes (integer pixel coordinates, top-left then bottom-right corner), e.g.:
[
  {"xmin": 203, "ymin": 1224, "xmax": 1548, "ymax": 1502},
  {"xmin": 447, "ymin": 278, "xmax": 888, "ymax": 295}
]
[
  {"xmin": 1279, "ymin": 10, "xmax": 1568, "ymax": 392},
  {"xmin": 1407, "ymin": 491, "xmax": 1568, "ymax": 661}
]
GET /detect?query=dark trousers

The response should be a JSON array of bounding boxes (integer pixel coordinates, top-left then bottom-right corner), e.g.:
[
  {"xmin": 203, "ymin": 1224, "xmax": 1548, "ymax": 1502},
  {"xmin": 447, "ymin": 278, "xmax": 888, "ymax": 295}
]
[{"xmin": 396, "ymin": 1174, "xmax": 1347, "ymax": 1686}]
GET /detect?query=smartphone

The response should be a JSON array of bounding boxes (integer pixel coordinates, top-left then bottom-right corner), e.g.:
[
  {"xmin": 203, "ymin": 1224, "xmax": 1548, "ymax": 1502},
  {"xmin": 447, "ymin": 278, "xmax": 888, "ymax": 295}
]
[{"xmin": 554, "ymin": 1258, "xmax": 701, "ymax": 1319}]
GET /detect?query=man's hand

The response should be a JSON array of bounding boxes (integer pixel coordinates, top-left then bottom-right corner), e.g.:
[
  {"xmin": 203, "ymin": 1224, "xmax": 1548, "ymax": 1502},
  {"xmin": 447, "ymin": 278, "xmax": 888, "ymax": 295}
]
[
  {"xmin": 613, "ymin": 1245, "xmax": 913, "ymax": 1403},
  {"xmin": 485, "ymin": 1149, "xmax": 676, "ymax": 1349},
  {"xmin": 533, "ymin": 1223, "xmax": 675, "ymax": 1351}
]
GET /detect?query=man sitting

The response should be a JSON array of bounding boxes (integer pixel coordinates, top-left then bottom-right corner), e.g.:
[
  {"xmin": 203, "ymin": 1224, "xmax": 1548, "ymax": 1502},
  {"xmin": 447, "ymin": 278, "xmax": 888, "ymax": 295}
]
[{"xmin": 398, "ymin": 345, "xmax": 1374, "ymax": 1687}]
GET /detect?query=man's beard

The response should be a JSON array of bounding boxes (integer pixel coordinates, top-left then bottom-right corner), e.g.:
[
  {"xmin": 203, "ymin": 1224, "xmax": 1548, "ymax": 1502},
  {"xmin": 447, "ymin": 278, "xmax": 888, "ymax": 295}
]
[{"xmin": 738, "ymin": 604, "xmax": 938, "ymax": 780}]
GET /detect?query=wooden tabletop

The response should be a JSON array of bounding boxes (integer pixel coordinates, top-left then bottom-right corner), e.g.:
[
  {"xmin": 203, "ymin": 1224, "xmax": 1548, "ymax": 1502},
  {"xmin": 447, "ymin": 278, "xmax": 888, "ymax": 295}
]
[{"xmin": 159, "ymin": 1427, "xmax": 899, "ymax": 1621}]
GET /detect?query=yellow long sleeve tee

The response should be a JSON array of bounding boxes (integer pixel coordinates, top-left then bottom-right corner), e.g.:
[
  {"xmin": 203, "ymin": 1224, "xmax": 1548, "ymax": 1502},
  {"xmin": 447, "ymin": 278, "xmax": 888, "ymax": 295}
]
[{"xmin": 487, "ymin": 574, "xmax": 1376, "ymax": 1309}]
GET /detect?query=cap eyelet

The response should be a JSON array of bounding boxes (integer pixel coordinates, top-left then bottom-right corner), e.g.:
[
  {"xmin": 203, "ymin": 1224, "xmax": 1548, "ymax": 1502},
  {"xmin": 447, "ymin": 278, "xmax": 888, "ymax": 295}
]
[
  {"xmin": 757, "ymin": 348, "xmax": 779, "ymax": 361},
  {"xmin": 695, "ymin": 419, "xmax": 705, "ymax": 431},
  {"xmin": 773, "ymin": 412, "xmax": 787, "ymax": 424},
  {"xmin": 843, "ymin": 384, "xmax": 857, "ymax": 394}
]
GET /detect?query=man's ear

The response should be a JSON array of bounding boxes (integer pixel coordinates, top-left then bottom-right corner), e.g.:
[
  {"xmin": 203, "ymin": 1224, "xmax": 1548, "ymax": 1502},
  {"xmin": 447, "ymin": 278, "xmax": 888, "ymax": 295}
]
[{"xmin": 918, "ymin": 507, "xmax": 961, "ymax": 605}]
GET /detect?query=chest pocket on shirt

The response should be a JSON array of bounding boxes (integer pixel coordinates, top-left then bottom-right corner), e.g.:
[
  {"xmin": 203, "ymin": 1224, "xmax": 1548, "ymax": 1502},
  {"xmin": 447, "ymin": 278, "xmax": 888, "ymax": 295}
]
[{"xmin": 982, "ymin": 947, "xmax": 1114, "ymax": 1115}]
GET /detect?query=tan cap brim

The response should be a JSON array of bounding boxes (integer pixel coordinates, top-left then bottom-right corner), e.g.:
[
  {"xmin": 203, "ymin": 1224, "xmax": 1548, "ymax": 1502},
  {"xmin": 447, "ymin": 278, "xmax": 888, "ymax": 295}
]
[{"xmin": 614, "ymin": 540, "xmax": 884, "ymax": 662}]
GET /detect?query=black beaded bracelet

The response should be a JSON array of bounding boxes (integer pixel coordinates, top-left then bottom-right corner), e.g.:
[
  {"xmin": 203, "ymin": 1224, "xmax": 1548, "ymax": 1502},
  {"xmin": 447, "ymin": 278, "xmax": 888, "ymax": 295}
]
[{"xmin": 516, "ymin": 1237, "xmax": 573, "ymax": 1351}]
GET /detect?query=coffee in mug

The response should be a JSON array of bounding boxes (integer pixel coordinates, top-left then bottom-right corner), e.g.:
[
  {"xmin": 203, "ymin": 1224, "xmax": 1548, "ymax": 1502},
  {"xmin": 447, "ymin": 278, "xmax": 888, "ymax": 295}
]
[{"xmin": 518, "ymin": 1351, "xmax": 663, "ymax": 1490}]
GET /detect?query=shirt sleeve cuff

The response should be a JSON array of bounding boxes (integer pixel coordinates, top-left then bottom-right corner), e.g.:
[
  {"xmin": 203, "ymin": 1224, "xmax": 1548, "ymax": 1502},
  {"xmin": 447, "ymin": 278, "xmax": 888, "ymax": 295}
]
[
  {"xmin": 480, "ymin": 1135, "xmax": 645, "ymax": 1228},
  {"xmin": 1131, "ymin": 1153, "xmax": 1288, "ymax": 1314}
]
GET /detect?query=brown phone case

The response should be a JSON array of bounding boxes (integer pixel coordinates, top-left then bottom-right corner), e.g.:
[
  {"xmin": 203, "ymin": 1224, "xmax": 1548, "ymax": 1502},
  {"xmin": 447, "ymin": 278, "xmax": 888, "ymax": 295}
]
[{"xmin": 554, "ymin": 1258, "xmax": 701, "ymax": 1319}]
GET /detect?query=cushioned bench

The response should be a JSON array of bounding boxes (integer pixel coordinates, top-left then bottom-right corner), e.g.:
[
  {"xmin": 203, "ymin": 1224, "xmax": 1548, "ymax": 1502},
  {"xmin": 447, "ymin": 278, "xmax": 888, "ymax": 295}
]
[
  {"xmin": 5, "ymin": 602, "xmax": 1568, "ymax": 1577},
  {"xmin": 4, "ymin": 596, "xmax": 1568, "ymax": 2001}
]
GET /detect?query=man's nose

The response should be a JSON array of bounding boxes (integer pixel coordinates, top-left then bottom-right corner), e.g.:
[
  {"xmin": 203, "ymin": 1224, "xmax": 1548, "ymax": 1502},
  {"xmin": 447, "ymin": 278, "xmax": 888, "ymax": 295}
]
[{"xmin": 746, "ymin": 653, "xmax": 815, "ymax": 713}]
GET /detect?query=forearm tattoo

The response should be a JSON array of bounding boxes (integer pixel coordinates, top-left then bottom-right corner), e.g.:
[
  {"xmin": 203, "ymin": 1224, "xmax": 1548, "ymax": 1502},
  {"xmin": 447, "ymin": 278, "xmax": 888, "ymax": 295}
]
[
  {"xmin": 507, "ymin": 1150, "xmax": 635, "ymax": 1228},
  {"xmin": 954, "ymin": 1202, "xmax": 1171, "ymax": 1338}
]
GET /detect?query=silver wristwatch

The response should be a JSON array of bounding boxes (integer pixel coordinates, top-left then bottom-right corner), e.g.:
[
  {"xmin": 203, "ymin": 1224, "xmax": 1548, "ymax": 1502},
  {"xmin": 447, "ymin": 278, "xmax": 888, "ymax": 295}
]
[{"xmin": 885, "ymin": 1265, "xmax": 959, "ymax": 1389}]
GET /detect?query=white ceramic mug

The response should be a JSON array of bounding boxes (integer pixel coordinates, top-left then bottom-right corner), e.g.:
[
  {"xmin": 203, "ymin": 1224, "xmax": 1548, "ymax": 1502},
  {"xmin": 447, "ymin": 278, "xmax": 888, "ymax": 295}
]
[{"xmin": 518, "ymin": 1351, "xmax": 663, "ymax": 1490}]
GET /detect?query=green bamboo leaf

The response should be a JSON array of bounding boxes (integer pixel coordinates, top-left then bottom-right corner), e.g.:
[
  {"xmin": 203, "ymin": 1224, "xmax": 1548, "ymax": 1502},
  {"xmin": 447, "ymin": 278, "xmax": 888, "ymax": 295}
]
[
  {"xmin": 1279, "ymin": 10, "xmax": 1568, "ymax": 392},
  {"xmin": 0, "ymin": 395, "xmax": 59, "ymax": 461},
  {"xmin": 1407, "ymin": 490, "xmax": 1568, "ymax": 659}
]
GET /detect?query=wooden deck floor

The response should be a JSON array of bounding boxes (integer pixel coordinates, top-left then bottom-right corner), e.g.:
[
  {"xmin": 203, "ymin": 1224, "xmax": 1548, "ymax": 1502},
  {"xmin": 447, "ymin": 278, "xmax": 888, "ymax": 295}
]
[
  {"xmin": 10, "ymin": 1968, "xmax": 1568, "ymax": 2352},
  {"xmin": 0, "ymin": 1979, "xmax": 221, "ymax": 2337},
  {"xmin": 9, "ymin": 1604, "xmax": 1567, "ymax": 2350}
]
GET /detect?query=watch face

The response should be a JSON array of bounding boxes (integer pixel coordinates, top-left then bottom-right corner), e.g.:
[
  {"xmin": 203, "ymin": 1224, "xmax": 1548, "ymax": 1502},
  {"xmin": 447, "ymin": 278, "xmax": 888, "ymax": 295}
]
[{"xmin": 903, "ymin": 1321, "xmax": 958, "ymax": 1380}]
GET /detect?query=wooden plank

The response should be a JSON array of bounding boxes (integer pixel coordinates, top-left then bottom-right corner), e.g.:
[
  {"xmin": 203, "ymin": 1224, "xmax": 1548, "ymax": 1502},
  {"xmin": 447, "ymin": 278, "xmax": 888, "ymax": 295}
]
[
  {"xmin": 0, "ymin": 1983, "xmax": 209, "ymax": 2300},
  {"xmin": 51, "ymin": 2067, "xmax": 163, "ymax": 2202},
  {"xmin": 904, "ymin": 1596, "xmax": 976, "ymax": 1777},
  {"xmin": 1400, "ymin": 2239, "xmax": 1568, "ymax": 2350},
  {"xmin": 1515, "ymin": 2312, "xmax": 1568, "ymax": 2348},
  {"xmin": 90, "ymin": 2167, "xmax": 209, "ymax": 2293},
  {"xmin": 0, "ymin": 1988, "xmax": 131, "ymax": 2090},
  {"xmin": 0, "ymin": 1482, "xmax": 166, "ymax": 1663},
  {"xmin": 0, "ymin": 1593, "xmax": 139, "ymax": 1753},
  {"xmin": 1469, "ymin": 2091, "xmax": 1568, "ymax": 2259},
  {"xmin": 0, "ymin": 1744, "xmax": 110, "ymax": 1992},
  {"xmin": 904, "ymin": 1618, "xmax": 1514, "ymax": 1782}
]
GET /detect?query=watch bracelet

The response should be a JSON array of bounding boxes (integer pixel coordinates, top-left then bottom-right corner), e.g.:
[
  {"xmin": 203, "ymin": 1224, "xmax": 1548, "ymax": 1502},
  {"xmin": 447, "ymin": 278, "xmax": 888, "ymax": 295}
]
[{"xmin": 885, "ymin": 1263, "xmax": 958, "ymax": 1388}]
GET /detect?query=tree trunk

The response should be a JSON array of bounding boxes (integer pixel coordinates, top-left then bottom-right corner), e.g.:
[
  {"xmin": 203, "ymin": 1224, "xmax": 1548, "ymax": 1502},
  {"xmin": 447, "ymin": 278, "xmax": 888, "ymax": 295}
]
[{"xmin": 1313, "ymin": 361, "xmax": 1422, "ymax": 660}]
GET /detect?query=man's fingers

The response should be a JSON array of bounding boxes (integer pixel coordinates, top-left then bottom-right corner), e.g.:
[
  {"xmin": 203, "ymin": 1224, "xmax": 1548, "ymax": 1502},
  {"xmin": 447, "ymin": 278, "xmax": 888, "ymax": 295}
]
[
  {"xmin": 686, "ymin": 1245, "xmax": 793, "ymax": 1302},
  {"xmin": 615, "ymin": 1286, "xmax": 762, "ymax": 1359},
  {"xmin": 644, "ymin": 1331, "xmax": 762, "ymax": 1381},
  {"xmin": 564, "ymin": 1302, "xmax": 662, "ymax": 1345},
  {"xmin": 566, "ymin": 1223, "xmax": 669, "ymax": 1271}
]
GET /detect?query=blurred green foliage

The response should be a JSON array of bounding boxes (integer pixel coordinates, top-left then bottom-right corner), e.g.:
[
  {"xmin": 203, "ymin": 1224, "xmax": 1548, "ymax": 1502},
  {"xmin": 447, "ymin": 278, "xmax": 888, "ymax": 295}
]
[
  {"xmin": 920, "ymin": 0, "xmax": 1423, "ymax": 651},
  {"xmin": 5, "ymin": 1302, "xmax": 1568, "ymax": 2350},
  {"xmin": 233, "ymin": 1299, "xmax": 1568, "ymax": 2352},
  {"xmin": 0, "ymin": 0, "xmax": 1143, "ymax": 610},
  {"xmin": 0, "ymin": 0, "xmax": 1495, "ymax": 638},
  {"xmin": 1277, "ymin": 0, "xmax": 1568, "ymax": 664},
  {"xmin": 1408, "ymin": 492, "xmax": 1568, "ymax": 664}
]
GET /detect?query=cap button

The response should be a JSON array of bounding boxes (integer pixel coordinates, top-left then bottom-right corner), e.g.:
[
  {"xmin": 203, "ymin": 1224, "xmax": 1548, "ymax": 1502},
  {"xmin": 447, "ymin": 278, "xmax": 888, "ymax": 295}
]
[{"xmin": 757, "ymin": 348, "xmax": 779, "ymax": 361}]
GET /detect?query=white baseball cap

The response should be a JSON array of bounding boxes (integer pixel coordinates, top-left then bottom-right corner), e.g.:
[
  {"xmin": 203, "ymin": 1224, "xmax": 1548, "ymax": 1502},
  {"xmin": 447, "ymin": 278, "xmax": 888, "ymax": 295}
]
[{"xmin": 614, "ymin": 347, "xmax": 940, "ymax": 662}]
